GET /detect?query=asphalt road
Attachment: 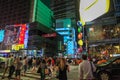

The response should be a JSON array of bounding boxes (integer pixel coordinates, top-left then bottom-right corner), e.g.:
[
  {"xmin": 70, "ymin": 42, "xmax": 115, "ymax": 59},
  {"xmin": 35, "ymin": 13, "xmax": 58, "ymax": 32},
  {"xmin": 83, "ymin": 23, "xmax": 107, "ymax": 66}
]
[{"xmin": 0, "ymin": 65, "xmax": 79, "ymax": 80}]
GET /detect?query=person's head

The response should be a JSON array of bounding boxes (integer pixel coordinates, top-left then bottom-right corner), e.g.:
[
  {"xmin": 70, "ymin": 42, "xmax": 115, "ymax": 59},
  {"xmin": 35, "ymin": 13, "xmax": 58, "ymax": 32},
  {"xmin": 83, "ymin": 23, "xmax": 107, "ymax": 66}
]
[
  {"xmin": 24, "ymin": 56, "xmax": 27, "ymax": 59},
  {"xmin": 16, "ymin": 57, "xmax": 20, "ymax": 62},
  {"xmin": 42, "ymin": 59, "xmax": 46, "ymax": 64},
  {"xmin": 82, "ymin": 54, "xmax": 87, "ymax": 60},
  {"xmin": 59, "ymin": 58, "xmax": 66, "ymax": 70}
]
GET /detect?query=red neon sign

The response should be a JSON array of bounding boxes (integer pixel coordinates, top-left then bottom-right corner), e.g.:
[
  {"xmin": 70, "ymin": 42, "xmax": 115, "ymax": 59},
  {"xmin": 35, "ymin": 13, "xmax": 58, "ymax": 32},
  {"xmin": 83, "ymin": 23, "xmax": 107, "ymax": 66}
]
[{"xmin": 42, "ymin": 33, "xmax": 57, "ymax": 37}]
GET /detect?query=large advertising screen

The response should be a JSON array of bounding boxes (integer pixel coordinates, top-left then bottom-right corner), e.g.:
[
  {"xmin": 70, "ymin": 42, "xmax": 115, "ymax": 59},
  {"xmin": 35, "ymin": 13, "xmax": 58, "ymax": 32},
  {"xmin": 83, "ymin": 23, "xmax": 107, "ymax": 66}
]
[
  {"xmin": 4, "ymin": 25, "xmax": 20, "ymax": 45},
  {"xmin": 1, "ymin": 24, "xmax": 28, "ymax": 50},
  {"xmin": 87, "ymin": 24, "xmax": 120, "ymax": 41},
  {"xmin": 79, "ymin": 0, "xmax": 110, "ymax": 22},
  {"xmin": 87, "ymin": 25, "xmax": 104, "ymax": 41}
]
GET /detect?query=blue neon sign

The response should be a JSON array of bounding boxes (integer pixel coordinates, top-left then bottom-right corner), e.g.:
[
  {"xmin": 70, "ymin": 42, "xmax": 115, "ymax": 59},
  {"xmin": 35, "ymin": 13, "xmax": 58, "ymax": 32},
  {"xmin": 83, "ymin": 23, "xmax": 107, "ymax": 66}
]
[{"xmin": 0, "ymin": 30, "xmax": 5, "ymax": 42}]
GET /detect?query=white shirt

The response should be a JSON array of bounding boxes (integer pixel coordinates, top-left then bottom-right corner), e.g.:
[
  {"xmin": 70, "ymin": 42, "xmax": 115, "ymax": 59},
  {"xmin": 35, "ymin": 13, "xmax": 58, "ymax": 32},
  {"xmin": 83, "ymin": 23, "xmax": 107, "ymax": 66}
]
[
  {"xmin": 8, "ymin": 57, "xmax": 14, "ymax": 67},
  {"xmin": 78, "ymin": 60, "xmax": 96, "ymax": 80}
]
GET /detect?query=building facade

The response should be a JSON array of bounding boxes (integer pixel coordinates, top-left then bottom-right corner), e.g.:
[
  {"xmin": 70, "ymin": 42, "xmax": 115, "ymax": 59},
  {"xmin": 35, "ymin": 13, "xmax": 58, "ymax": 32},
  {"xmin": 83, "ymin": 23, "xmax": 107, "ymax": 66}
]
[
  {"xmin": 84, "ymin": 0, "xmax": 120, "ymax": 56},
  {"xmin": 0, "ymin": 0, "xmax": 63, "ymax": 56},
  {"xmin": 50, "ymin": 0, "xmax": 79, "ymax": 57}
]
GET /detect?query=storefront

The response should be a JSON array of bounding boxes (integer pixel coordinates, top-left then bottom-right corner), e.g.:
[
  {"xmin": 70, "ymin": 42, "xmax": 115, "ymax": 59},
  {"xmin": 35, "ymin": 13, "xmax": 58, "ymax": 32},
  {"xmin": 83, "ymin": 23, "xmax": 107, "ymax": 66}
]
[{"xmin": 87, "ymin": 24, "xmax": 120, "ymax": 57}]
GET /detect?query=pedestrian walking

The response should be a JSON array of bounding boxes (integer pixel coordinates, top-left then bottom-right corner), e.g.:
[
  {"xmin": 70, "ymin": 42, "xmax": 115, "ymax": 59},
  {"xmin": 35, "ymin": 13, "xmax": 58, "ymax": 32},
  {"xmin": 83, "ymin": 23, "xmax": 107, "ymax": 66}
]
[
  {"xmin": 1, "ymin": 56, "xmax": 9, "ymax": 79},
  {"xmin": 57, "ymin": 58, "xmax": 70, "ymax": 80},
  {"xmin": 28, "ymin": 57, "xmax": 32, "ymax": 70},
  {"xmin": 14, "ymin": 57, "xmax": 22, "ymax": 80},
  {"xmin": 78, "ymin": 54, "xmax": 96, "ymax": 80},
  {"xmin": 39, "ymin": 59, "xmax": 47, "ymax": 80},
  {"xmin": 8, "ymin": 54, "xmax": 15, "ymax": 79},
  {"xmin": 31, "ymin": 57, "xmax": 36, "ymax": 72},
  {"xmin": 47, "ymin": 57, "xmax": 53, "ymax": 77},
  {"xmin": 22, "ymin": 56, "xmax": 28, "ymax": 76}
]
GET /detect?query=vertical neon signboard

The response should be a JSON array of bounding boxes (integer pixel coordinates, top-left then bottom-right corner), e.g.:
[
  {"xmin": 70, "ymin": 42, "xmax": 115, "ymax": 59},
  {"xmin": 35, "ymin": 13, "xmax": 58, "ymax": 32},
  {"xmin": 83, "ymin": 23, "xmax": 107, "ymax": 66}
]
[
  {"xmin": 11, "ymin": 24, "xmax": 28, "ymax": 50},
  {"xmin": 0, "ymin": 30, "xmax": 5, "ymax": 42},
  {"xmin": 19, "ymin": 24, "xmax": 26, "ymax": 44},
  {"xmin": 24, "ymin": 24, "xmax": 29, "ymax": 48}
]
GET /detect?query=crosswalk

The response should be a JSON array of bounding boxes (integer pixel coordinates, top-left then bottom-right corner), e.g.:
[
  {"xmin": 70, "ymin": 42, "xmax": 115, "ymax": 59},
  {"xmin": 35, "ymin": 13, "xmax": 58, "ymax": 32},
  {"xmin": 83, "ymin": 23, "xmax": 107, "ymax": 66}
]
[
  {"xmin": 0, "ymin": 72, "xmax": 39, "ymax": 80},
  {"xmin": 0, "ymin": 65, "xmax": 78, "ymax": 80},
  {"xmin": 0, "ymin": 70, "xmax": 58, "ymax": 80}
]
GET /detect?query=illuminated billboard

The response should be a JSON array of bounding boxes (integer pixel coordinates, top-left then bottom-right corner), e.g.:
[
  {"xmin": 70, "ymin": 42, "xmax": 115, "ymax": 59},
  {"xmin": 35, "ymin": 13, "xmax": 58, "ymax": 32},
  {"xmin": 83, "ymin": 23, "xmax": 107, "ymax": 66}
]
[
  {"xmin": 87, "ymin": 25, "xmax": 104, "ymax": 41},
  {"xmin": 3, "ymin": 24, "xmax": 28, "ymax": 50},
  {"xmin": 79, "ymin": 0, "xmax": 110, "ymax": 22},
  {"xmin": 33, "ymin": 0, "xmax": 54, "ymax": 28},
  {"xmin": 0, "ymin": 30, "xmax": 5, "ymax": 42},
  {"xmin": 4, "ymin": 25, "xmax": 21, "ymax": 45}
]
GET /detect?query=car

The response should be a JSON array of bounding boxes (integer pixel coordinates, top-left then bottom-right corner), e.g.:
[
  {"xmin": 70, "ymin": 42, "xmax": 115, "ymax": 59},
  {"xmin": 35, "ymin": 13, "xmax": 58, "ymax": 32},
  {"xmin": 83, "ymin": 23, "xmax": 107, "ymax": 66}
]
[{"xmin": 96, "ymin": 56, "xmax": 120, "ymax": 80}]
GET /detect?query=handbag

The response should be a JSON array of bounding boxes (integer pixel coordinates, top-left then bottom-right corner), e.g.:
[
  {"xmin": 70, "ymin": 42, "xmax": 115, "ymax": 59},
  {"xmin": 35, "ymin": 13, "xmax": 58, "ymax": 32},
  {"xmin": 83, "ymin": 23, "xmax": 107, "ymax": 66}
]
[{"xmin": 37, "ymin": 67, "xmax": 41, "ymax": 73}]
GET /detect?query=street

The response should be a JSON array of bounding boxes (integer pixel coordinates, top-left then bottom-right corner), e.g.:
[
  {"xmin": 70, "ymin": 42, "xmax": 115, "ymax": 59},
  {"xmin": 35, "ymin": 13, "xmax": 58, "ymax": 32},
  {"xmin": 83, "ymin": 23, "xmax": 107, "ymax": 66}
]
[{"xmin": 0, "ymin": 65, "xmax": 79, "ymax": 80}]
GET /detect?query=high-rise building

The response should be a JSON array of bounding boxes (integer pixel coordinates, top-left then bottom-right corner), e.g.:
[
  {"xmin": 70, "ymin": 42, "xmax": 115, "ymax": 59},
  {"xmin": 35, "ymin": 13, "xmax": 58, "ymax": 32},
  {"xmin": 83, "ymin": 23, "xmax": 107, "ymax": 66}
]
[
  {"xmin": 0, "ymin": 0, "xmax": 30, "ymax": 25},
  {"xmin": 50, "ymin": 0, "xmax": 79, "ymax": 57},
  {"xmin": 0, "ymin": 0, "xmax": 63, "ymax": 56},
  {"xmin": 114, "ymin": 0, "xmax": 120, "ymax": 23}
]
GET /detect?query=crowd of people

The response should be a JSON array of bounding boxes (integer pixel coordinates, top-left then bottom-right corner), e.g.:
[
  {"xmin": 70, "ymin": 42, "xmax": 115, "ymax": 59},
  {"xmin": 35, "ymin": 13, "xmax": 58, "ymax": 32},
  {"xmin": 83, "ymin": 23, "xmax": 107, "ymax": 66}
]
[
  {"xmin": 1, "ymin": 53, "xmax": 109, "ymax": 80},
  {"xmin": 1, "ymin": 55, "xmax": 70, "ymax": 80}
]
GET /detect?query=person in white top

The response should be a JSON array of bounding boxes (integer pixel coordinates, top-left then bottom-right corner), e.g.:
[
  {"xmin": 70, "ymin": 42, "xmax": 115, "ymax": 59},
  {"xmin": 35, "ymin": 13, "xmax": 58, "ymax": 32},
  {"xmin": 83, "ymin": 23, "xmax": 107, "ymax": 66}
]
[
  {"xmin": 78, "ymin": 54, "xmax": 96, "ymax": 80},
  {"xmin": 2, "ymin": 56, "xmax": 9, "ymax": 79},
  {"xmin": 8, "ymin": 54, "xmax": 15, "ymax": 79},
  {"xmin": 31, "ymin": 57, "xmax": 36, "ymax": 72}
]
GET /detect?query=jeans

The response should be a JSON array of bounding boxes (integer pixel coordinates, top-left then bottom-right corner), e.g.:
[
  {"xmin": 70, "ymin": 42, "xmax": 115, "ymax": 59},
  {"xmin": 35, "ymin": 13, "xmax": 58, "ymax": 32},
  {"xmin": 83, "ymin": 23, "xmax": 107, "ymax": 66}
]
[{"xmin": 40, "ymin": 69, "xmax": 45, "ymax": 80}]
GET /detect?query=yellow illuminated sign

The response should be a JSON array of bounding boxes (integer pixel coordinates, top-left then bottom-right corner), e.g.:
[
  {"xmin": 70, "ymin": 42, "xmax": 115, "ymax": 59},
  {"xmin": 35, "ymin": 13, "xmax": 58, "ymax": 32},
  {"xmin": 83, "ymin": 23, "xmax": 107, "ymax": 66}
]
[{"xmin": 12, "ymin": 44, "xmax": 24, "ymax": 50}]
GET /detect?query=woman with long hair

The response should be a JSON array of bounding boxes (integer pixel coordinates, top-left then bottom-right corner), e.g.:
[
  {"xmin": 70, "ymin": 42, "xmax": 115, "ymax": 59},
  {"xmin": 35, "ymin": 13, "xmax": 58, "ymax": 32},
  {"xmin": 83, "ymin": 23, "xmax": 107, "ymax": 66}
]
[{"xmin": 58, "ymin": 58, "xmax": 70, "ymax": 80}]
